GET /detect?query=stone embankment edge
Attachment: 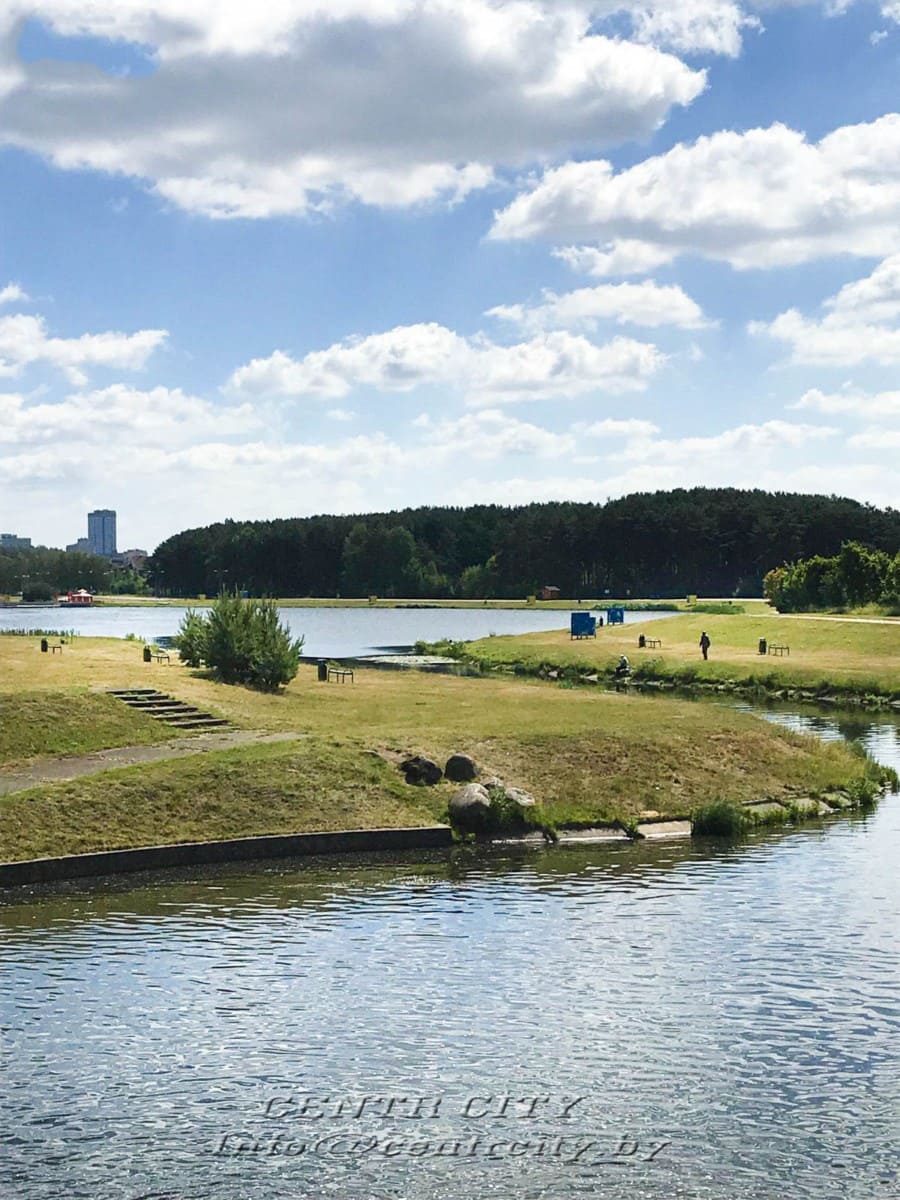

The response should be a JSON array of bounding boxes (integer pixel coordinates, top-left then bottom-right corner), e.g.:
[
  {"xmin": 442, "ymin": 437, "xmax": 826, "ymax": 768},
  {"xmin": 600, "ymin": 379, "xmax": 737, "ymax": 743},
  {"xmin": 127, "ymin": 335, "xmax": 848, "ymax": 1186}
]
[{"xmin": 0, "ymin": 825, "xmax": 453, "ymax": 888}]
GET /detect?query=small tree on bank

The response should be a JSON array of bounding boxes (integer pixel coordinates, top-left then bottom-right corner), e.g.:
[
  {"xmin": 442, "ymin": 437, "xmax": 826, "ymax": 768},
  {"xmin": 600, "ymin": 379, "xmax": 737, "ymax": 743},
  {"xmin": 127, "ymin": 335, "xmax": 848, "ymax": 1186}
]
[{"xmin": 175, "ymin": 593, "xmax": 303, "ymax": 691}]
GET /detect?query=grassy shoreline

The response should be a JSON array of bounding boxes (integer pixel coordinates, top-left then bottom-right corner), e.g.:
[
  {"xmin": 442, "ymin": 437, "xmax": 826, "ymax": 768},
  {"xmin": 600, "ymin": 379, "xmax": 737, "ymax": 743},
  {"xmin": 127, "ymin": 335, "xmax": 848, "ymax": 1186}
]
[
  {"xmin": 452, "ymin": 613, "xmax": 900, "ymax": 705},
  {"xmin": 0, "ymin": 634, "xmax": 894, "ymax": 863}
]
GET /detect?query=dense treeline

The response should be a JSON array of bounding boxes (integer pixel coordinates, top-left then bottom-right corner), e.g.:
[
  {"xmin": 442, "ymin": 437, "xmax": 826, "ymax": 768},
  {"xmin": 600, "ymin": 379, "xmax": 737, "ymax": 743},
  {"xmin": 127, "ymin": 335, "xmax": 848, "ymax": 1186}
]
[
  {"xmin": 147, "ymin": 489, "xmax": 900, "ymax": 600},
  {"xmin": 764, "ymin": 542, "xmax": 900, "ymax": 612},
  {"xmin": 0, "ymin": 547, "xmax": 110, "ymax": 597},
  {"xmin": 0, "ymin": 547, "xmax": 147, "ymax": 598}
]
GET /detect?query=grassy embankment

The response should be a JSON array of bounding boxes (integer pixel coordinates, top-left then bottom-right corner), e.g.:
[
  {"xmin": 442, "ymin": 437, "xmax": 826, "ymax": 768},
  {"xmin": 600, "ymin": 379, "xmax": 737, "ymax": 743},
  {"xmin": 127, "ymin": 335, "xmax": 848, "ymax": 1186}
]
[
  {"xmin": 0, "ymin": 691, "xmax": 184, "ymax": 767},
  {"xmin": 455, "ymin": 613, "xmax": 900, "ymax": 703},
  {"xmin": 0, "ymin": 633, "xmax": 891, "ymax": 863}
]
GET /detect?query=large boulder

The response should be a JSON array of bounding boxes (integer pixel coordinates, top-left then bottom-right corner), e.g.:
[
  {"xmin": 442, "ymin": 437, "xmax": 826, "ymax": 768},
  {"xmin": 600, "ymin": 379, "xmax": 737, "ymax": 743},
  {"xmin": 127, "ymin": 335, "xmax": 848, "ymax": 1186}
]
[
  {"xmin": 400, "ymin": 755, "xmax": 442, "ymax": 786},
  {"xmin": 445, "ymin": 753, "xmax": 478, "ymax": 783},
  {"xmin": 504, "ymin": 786, "xmax": 536, "ymax": 809},
  {"xmin": 448, "ymin": 783, "xmax": 491, "ymax": 831}
]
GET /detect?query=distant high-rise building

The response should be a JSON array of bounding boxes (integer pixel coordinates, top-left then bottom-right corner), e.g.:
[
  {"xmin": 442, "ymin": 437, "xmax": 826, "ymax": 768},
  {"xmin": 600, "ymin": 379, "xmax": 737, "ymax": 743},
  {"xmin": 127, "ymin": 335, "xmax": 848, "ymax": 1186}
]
[
  {"xmin": 65, "ymin": 537, "xmax": 92, "ymax": 554},
  {"xmin": 0, "ymin": 533, "xmax": 31, "ymax": 550},
  {"xmin": 87, "ymin": 509, "xmax": 117, "ymax": 557}
]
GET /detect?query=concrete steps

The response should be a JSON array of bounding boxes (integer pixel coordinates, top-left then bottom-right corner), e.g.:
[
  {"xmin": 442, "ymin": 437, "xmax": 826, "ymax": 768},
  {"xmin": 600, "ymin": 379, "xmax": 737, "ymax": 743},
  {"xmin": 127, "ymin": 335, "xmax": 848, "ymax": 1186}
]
[{"xmin": 108, "ymin": 689, "xmax": 231, "ymax": 732}]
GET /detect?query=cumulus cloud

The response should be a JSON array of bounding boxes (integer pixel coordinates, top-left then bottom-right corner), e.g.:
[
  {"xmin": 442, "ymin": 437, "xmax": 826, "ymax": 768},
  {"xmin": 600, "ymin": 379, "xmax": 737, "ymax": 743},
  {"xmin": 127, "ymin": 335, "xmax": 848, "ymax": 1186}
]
[
  {"xmin": 227, "ymin": 322, "xmax": 665, "ymax": 404},
  {"xmin": 418, "ymin": 408, "xmax": 576, "ymax": 459},
  {"xmin": 618, "ymin": 419, "xmax": 837, "ymax": 463},
  {"xmin": 0, "ymin": 1, "xmax": 705, "ymax": 219},
  {"xmin": 751, "ymin": 253, "xmax": 900, "ymax": 365},
  {"xmin": 791, "ymin": 386, "xmax": 900, "ymax": 417},
  {"xmin": 491, "ymin": 115, "xmax": 900, "ymax": 270},
  {"xmin": 486, "ymin": 280, "xmax": 710, "ymax": 331},
  {"xmin": 0, "ymin": 384, "xmax": 259, "ymax": 446},
  {"xmin": 553, "ymin": 242, "xmax": 678, "ymax": 278},
  {"xmin": 0, "ymin": 311, "xmax": 167, "ymax": 383},
  {"xmin": 0, "ymin": 282, "xmax": 28, "ymax": 305},
  {"xmin": 578, "ymin": 417, "xmax": 662, "ymax": 436}
]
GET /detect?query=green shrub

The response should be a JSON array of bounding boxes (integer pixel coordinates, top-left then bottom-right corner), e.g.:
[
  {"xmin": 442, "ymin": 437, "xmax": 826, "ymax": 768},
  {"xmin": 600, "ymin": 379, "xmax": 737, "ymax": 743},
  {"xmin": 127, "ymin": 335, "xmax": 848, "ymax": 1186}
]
[
  {"xmin": 175, "ymin": 593, "xmax": 303, "ymax": 691},
  {"xmin": 21, "ymin": 580, "xmax": 56, "ymax": 602},
  {"xmin": 691, "ymin": 800, "xmax": 747, "ymax": 838}
]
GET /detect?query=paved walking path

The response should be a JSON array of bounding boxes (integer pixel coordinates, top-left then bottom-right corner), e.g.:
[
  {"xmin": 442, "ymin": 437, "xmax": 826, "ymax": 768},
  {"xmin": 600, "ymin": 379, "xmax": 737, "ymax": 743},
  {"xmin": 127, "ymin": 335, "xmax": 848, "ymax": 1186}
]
[{"xmin": 0, "ymin": 731, "xmax": 301, "ymax": 797}]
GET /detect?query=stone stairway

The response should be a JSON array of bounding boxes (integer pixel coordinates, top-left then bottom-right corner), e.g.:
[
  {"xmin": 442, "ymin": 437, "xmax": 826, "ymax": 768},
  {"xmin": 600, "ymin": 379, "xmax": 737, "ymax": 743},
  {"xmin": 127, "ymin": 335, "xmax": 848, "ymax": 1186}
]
[{"xmin": 108, "ymin": 689, "xmax": 231, "ymax": 732}]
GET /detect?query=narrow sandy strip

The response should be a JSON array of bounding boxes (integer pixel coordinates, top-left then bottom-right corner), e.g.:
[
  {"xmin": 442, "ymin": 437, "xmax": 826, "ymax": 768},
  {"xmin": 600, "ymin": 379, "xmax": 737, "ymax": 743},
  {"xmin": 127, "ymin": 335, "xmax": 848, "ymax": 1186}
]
[{"xmin": 0, "ymin": 731, "xmax": 302, "ymax": 797}]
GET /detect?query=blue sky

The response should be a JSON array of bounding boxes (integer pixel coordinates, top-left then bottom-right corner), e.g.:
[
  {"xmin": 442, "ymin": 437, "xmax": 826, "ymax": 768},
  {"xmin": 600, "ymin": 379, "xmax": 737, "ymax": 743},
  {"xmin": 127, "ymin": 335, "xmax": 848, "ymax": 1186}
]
[{"xmin": 0, "ymin": 1, "xmax": 898, "ymax": 552}]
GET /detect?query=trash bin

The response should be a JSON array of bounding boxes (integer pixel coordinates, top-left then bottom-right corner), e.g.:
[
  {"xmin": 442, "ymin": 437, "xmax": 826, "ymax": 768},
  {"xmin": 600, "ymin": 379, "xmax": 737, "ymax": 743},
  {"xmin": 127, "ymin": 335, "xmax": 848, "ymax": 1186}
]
[
  {"xmin": 638, "ymin": 633, "xmax": 646, "ymax": 648},
  {"xmin": 317, "ymin": 659, "xmax": 328, "ymax": 682},
  {"xmin": 758, "ymin": 637, "xmax": 767, "ymax": 656},
  {"xmin": 143, "ymin": 645, "xmax": 152, "ymax": 662},
  {"xmin": 40, "ymin": 638, "xmax": 48, "ymax": 653}
]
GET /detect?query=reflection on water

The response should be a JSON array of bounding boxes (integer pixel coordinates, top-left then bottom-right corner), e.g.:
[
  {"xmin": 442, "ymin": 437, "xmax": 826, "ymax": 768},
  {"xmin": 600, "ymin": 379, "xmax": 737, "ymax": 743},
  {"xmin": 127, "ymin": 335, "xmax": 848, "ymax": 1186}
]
[
  {"xmin": 0, "ymin": 603, "xmax": 668, "ymax": 658},
  {"xmin": 1, "ymin": 707, "xmax": 899, "ymax": 1200}
]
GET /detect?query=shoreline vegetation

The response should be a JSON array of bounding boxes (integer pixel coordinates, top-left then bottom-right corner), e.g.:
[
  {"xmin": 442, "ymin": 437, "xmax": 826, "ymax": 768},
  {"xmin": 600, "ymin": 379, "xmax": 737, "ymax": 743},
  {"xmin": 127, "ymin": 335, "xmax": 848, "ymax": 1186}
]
[
  {"xmin": 426, "ymin": 612, "xmax": 900, "ymax": 708},
  {"xmin": 0, "ymin": 632, "xmax": 895, "ymax": 868}
]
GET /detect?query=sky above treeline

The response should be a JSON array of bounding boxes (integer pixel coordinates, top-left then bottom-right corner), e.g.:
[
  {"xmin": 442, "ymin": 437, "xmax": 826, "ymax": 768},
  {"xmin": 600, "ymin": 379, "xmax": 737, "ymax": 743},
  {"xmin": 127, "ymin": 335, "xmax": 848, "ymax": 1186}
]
[{"xmin": 1, "ymin": 1, "xmax": 899, "ymax": 553}]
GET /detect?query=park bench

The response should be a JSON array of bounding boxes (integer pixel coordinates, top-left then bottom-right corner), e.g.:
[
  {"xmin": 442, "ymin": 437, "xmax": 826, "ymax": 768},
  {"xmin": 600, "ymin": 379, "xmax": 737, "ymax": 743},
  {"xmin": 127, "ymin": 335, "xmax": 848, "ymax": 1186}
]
[
  {"xmin": 50, "ymin": 643, "xmax": 64, "ymax": 654},
  {"xmin": 328, "ymin": 666, "xmax": 354, "ymax": 684},
  {"xmin": 645, "ymin": 637, "xmax": 662, "ymax": 648},
  {"xmin": 768, "ymin": 644, "xmax": 790, "ymax": 656},
  {"xmin": 150, "ymin": 650, "xmax": 170, "ymax": 663}
]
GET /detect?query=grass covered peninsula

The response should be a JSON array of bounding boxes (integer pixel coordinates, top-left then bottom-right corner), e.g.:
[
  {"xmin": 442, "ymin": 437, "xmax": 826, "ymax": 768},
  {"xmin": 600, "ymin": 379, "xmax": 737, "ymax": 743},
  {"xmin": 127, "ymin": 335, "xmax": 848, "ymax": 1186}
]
[
  {"xmin": 0, "ymin": 632, "xmax": 892, "ymax": 865},
  {"xmin": 458, "ymin": 612, "xmax": 900, "ymax": 703}
]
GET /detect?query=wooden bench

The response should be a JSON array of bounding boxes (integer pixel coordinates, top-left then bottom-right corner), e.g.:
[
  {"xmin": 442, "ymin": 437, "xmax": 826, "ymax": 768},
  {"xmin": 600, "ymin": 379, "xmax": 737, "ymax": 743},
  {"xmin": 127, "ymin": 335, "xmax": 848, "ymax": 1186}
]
[
  {"xmin": 50, "ymin": 643, "xmax": 64, "ymax": 654},
  {"xmin": 328, "ymin": 667, "xmax": 354, "ymax": 684},
  {"xmin": 150, "ymin": 651, "xmax": 170, "ymax": 663},
  {"xmin": 645, "ymin": 637, "xmax": 662, "ymax": 648},
  {"xmin": 768, "ymin": 644, "xmax": 790, "ymax": 656}
]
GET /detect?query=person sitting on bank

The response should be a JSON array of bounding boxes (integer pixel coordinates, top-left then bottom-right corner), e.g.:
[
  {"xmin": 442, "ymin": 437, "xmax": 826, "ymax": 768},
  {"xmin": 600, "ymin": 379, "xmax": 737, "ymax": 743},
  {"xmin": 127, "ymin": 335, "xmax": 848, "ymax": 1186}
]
[
  {"xmin": 615, "ymin": 654, "xmax": 631, "ymax": 678},
  {"xmin": 699, "ymin": 631, "xmax": 711, "ymax": 660}
]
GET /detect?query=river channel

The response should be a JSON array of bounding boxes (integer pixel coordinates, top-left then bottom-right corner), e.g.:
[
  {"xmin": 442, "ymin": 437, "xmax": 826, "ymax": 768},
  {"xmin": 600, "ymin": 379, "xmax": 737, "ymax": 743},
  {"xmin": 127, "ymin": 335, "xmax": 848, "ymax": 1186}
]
[{"xmin": 1, "ymin": 702, "xmax": 898, "ymax": 1200}]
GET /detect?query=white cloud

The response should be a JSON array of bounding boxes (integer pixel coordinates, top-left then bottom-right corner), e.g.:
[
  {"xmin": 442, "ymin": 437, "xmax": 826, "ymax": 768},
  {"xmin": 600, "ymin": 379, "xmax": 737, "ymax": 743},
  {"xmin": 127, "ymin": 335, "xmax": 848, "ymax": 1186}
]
[
  {"xmin": 0, "ymin": 312, "xmax": 166, "ymax": 383},
  {"xmin": 553, "ymin": 242, "xmax": 678, "ymax": 278},
  {"xmin": 791, "ymin": 386, "xmax": 900, "ymax": 417},
  {"xmin": 619, "ymin": 419, "xmax": 837, "ymax": 463},
  {"xmin": 751, "ymin": 254, "xmax": 900, "ymax": 365},
  {"xmin": 578, "ymin": 418, "xmax": 662, "ymax": 436},
  {"xmin": 0, "ymin": 1, "xmax": 705, "ymax": 219},
  {"xmin": 848, "ymin": 427, "xmax": 900, "ymax": 448},
  {"xmin": 227, "ymin": 322, "xmax": 665, "ymax": 404},
  {"xmin": 0, "ymin": 282, "xmax": 28, "ymax": 305},
  {"xmin": 0, "ymin": 384, "xmax": 259, "ymax": 446},
  {"xmin": 491, "ymin": 115, "xmax": 900, "ymax": 270},
  {"xmin": 419, "ymin": 408, "xmax": 575, "ymax": 459},
  {"xmin": 486, "ymin": 280, "xmax": 710, "ymax": 331}
]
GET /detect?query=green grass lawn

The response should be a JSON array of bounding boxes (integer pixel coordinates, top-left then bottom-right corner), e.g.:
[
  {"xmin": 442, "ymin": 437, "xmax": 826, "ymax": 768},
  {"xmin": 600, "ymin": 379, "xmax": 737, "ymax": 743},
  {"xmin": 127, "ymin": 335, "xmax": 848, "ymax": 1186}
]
[
  {"xmin": 0, "ymin": 691, "xmax": 182, "ymax": 767},
  {"xmin": 0, "ymin": 740, "xmax": 442, "ymax": 862},
  {"xmin": 464, "ymin": 613, "xmax": 900, "ymax": 697},
  {"xmin": 0, "ymin": 635, "xmax": 888, "ymax": 861}
]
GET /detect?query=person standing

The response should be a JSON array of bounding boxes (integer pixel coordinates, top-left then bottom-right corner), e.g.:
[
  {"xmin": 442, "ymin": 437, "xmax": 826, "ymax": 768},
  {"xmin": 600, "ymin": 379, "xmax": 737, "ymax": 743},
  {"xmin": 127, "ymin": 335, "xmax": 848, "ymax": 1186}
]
[{"xmin": 699, "ymin": 631, "xmax": 711, "ymax": 660}]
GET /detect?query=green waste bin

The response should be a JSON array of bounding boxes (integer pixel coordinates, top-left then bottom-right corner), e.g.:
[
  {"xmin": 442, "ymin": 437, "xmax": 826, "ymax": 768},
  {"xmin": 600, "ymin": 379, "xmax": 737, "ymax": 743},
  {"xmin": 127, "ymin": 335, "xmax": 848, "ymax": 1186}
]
[
  {"xmin": 317, "ymin": 659, "xmax": 328, "ymax": 682},
  {"xmin": 758, "ymin": 638, "xmax": 767, "ymax": 656},
  {"xmin": 143, "ymin": 645, "xmax": 152, "ymax": 662}
]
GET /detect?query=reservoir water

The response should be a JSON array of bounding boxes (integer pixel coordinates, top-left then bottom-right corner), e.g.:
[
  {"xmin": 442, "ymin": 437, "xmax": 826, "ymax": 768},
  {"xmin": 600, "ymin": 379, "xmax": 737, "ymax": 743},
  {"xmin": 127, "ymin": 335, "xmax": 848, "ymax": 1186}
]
[
  {"xmin": 0, "ymin": 603, "xmax": 668, "ymax": 659},
  {"xmin": 1, "ymin": 705, "xmax": 898, "ymax": 1200}
]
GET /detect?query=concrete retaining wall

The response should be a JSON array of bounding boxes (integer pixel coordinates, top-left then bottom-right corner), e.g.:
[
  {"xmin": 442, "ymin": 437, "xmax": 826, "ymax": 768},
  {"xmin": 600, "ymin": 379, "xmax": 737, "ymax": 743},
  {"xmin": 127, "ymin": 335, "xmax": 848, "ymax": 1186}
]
[{"xmin": 0, "ymin": 825, "xmax": 453, "ymax": 888}]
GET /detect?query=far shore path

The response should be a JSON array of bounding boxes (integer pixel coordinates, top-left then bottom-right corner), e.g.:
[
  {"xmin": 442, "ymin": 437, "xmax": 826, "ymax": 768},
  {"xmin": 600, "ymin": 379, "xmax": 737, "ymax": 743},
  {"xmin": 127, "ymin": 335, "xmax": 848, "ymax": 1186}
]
[{"xmin": 0, "ymin": 731, "xmax": 301, "ymax": 797}]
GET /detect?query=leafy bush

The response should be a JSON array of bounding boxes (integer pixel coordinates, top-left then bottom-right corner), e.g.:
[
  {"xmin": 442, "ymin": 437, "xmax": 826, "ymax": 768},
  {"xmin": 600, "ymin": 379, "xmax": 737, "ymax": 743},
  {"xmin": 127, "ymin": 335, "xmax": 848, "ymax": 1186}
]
[
  {"xmin": 175, "ymin": 608, "xmax": 209, "ymax": 668},
  {"xmin": 21, "ymin": 580, "xmax": 56, "ymax": 602},
  {"xmin": 691, "ymin": 800, "xmax": 747, "ymax": 838},
  {"xmin": 175, "ymin": 593, "xmax": 303, "ymax": 691}
]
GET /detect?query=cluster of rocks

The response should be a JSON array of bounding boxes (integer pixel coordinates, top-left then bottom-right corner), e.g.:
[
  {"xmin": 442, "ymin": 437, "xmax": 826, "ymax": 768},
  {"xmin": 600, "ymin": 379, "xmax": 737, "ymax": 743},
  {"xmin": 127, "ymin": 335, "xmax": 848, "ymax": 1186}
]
[{"xmin": 398, "ymin": 751, "xmax": 538, "ymax": 834}]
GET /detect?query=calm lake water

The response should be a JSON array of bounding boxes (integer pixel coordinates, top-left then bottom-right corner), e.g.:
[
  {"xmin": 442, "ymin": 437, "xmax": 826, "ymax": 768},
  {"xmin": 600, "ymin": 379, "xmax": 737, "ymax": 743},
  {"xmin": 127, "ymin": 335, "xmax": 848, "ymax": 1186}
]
[
  {"xmin": 1, "ymin": 705, "xmax": 898, "ymax": 1200},
  {"xmin": 0, "ymin": 603, "xmax": 668, "ymax": 657}
]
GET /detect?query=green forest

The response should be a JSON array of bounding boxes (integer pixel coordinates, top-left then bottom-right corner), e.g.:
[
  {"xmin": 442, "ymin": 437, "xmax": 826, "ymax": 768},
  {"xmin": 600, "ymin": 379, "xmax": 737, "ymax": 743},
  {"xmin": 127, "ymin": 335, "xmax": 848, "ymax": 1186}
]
[{"xmin": 147, "ymin": 489, "xmax": 900, "ymax": 600}]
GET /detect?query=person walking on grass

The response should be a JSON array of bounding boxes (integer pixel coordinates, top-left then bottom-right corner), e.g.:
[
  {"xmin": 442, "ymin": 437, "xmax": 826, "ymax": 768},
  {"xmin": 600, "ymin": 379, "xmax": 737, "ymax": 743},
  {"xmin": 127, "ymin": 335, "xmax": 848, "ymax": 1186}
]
[{"xmin": 699, "ymin": 630, "xmax": 711, "ymax": 661}]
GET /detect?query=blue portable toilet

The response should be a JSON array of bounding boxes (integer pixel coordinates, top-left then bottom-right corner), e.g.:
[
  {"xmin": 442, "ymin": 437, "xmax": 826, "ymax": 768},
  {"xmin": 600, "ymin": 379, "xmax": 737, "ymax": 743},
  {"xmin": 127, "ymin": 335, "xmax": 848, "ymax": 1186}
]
[
  {"xmin": 606, "ymin": 606, "xmax": 625, "ymax": 626},
  {"xmin": 571, "ymin": 612, "xmax": 597, "ymax": 639}
]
